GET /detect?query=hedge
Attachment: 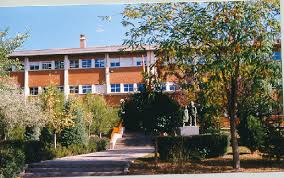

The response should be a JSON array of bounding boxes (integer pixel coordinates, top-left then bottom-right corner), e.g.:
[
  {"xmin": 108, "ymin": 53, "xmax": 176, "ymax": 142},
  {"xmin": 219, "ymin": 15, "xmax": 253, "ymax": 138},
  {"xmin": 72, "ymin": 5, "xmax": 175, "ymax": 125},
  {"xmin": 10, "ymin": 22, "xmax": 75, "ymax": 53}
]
[{"xmin": 157, "ymin": 134, "xmax": 229, "ymax": 161}]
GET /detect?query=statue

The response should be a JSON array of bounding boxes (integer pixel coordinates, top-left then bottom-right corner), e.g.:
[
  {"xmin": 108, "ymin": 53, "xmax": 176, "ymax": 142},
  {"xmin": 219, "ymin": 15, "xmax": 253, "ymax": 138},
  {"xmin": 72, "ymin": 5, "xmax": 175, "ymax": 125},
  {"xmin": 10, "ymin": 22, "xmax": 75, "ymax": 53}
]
[
  {"xmin": 183, "ymin": 106, "xmax": 189, "ymax": 126},
  {"xmin": 189, "ymin": 101, "xmax": 197, "ymax": 126}
]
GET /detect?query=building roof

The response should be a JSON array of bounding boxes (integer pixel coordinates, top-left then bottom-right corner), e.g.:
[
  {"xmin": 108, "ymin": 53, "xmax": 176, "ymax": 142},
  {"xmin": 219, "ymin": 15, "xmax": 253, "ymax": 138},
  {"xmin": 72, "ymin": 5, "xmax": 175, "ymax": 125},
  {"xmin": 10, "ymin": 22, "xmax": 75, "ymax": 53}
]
[{"xmin": 9, "ymin": 45, "xmax": 156, "ymax": 57}]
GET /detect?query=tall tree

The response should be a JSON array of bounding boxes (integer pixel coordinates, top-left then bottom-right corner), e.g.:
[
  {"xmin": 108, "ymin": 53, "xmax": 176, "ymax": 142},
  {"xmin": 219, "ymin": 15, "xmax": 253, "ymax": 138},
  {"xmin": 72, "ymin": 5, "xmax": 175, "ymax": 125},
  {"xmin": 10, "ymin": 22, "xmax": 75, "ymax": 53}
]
[{"xmin": 122, "ymin": 1, "xmax": 280, "ymax": 169}]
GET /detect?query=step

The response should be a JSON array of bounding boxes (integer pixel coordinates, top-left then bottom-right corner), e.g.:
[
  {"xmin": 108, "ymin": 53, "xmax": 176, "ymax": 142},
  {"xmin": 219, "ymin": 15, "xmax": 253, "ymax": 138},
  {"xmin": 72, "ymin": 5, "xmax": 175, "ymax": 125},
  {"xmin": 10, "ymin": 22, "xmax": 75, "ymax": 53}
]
[
  {"xmin": 29, "ymin": 162, "xmax": 128, "ymax": 169},
  {"xmin": 25, "ymin": 167, "xmax": 124, "ymax": 173},
  {"xmin": 23, "ymin": 170, "xmax": 125, "ymax": 177}
]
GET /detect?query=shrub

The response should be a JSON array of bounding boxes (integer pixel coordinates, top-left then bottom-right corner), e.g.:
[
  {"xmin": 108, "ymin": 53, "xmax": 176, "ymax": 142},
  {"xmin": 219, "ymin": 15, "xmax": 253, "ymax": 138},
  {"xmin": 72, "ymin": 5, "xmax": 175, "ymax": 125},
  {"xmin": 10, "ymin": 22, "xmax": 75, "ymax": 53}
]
[
  {"xmin": 237, "ymin": 115, "xmax": 266, "ymax": 152},
  {"xmin": 59, "ymin": 109, "xmax": 88, "ymax": 147},
  {"xmin": 24, "ymin": 126, "xmax": 41, "ymax": 141},
  {"xmin": 157, "ymin": 134, "xmax": 229, "ymax": 161},
  {"xmin": 0, "ymin": 148, "xmax": 25, "ymax": 178},
  {"xmin": 39, "ymin": 127, "xmax": 54, "ymax": 146}
]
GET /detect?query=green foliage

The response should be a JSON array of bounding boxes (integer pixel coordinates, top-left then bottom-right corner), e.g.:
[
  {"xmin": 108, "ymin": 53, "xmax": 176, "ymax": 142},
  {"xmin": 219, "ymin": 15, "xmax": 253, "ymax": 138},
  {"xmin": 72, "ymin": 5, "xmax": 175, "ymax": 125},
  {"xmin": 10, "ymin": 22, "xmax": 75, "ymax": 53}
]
[
  {"xmin": 0, "ymin": 148, "xmax": 25, "ymax": 178},
  {"xmin": 39, "ymin": 127, "xmax": 54, "ymax": 146},
  {"xmin": 121, "ymin": 91, "xmax": 183, "ymax": 135},
  {"xmin": 59, "ymin": 101, "xmax": 88, "ymax": 147},
  {"xmin": 157, "ymin": 134, "xmax": 229, "ymax": 161},
  {"xmin": 261, "ymin": 118, "xmax": 284, "ymax": 160},
  {"xmin": 83, "ymin": 94, "xmax": 120, "ymax": 137},
  {"xmin": 238, "ymin": 115, "xmax": 266, "ymax": 152},
  {"xmin": 24, "ymin": 127, "xmax": 41, "ymax": 141}
]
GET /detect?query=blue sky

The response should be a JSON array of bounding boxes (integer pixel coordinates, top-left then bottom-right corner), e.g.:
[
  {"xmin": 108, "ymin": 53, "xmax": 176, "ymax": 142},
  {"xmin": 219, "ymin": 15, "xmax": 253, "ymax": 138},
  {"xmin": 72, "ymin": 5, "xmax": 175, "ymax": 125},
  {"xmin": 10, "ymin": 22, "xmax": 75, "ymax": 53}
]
[{"xmin": 0, "ymin": 5, "xmax": 127, "ymax": 50}]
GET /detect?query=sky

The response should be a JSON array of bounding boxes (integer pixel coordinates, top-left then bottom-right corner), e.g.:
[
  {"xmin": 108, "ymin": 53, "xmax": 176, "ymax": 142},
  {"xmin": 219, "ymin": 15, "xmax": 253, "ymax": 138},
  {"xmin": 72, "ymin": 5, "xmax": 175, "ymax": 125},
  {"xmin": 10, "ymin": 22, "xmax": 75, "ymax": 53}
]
[{"xmin": 0, "ymin": 4, "xmax": 128, "ymax": 50}]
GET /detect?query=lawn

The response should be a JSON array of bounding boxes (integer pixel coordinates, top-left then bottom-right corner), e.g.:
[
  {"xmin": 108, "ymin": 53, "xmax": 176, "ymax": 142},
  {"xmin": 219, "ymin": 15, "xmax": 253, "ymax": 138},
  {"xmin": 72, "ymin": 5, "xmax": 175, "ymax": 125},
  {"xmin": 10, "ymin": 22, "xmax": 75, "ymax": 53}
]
[{"xmin": 128, "ymin": 147, "xmax": 284, "ymax": 175}]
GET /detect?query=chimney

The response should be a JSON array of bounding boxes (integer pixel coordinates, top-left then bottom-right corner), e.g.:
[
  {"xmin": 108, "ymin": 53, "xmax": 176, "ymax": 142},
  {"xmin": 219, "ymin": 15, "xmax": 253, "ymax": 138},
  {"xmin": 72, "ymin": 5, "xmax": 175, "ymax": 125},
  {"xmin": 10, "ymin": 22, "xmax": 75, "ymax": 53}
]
[{"xmin": 80, "ymin": 34, "xmax": 86, "ymax": 48}]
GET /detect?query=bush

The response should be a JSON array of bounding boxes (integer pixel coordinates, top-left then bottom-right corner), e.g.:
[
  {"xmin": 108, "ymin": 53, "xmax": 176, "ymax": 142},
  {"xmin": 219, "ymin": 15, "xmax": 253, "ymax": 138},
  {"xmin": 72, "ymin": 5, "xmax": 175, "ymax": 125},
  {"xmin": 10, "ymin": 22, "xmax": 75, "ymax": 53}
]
[
  {"xmin": 39, "ymin": 127, "xmax": 54, "ymax": 146},
  {"xmin": 24, "ymin": 127, "xmax": 41, "ymax": 141},
  {"xmin": 59, "ymin": 109, "xmax": 88, "ymax": 147},
  {"xmin": 237, "ymin": 115, "xmax": 266, "ymax": 152},
  {"xmin": 158, "ymin": 134, "xmax": 229, "ymax": 161},
  {"xmin": 0, "ymin": 148, "xmax": 25, "ymax": 178}
]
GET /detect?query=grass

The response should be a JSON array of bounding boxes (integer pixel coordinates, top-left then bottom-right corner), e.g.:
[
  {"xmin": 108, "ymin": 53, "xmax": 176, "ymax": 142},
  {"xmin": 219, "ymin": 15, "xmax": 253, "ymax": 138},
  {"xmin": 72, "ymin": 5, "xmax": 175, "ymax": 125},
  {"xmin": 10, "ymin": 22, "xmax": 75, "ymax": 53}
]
[{"xmin": 128, "ymin": 147, "xmax": 284, "ymax": 175}]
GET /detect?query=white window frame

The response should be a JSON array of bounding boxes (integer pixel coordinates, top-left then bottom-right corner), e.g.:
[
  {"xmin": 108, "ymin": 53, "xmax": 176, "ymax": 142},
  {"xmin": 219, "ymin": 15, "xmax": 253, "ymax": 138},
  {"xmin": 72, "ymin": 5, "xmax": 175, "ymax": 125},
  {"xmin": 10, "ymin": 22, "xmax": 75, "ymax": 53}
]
[
  {"xmin": 70, "ymin": 60, "xmax": 79, "ymax": 69},
  {"xmin": 111, "ymin": 84, "xmax": 120, "ymax": 93},
  {"xmin": 57, "ymin": 86, "xmax": 64, "ymax": 92},
  {"xmin": 55, "ymin": 61, "xmax": 64, "ymax": 69},
  {"xmin": 42, "ymin": 62, "xmax": 52, "ymax": 70},
  {"xmin": 29, "ymin": 87, "xmax": 39, "ymax": 95},
  {"xmin": 81, "ymin": 59, "xmax": 92, "ymax": 68},
  {"xmin": 124, "ymin": 84, "xmax": 134, "ymax": 92},
  {"xmin": 95, "ymin": 59, "xmax": 105, "ymax": 68},
  {"xmin": 110, "ymin": 58, "xmax": 120, "ymax": 68},
  {"xmin": 29, "ymin": 62, "xmax": 40, "ymax": 71},
  {"xmin": 82, "ymin": 85, "xmax": 92, "ymax": 94},
  {"xmin": 69, "ymin": 86, "xmax": 79, "ymax": 94}
]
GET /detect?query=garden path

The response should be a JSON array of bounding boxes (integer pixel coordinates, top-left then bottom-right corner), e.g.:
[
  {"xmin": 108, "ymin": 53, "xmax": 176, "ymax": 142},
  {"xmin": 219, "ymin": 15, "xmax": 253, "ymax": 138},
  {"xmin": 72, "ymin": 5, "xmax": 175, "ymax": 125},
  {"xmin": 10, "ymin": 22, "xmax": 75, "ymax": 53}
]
[{"xmin": 23, "ymin": 131, "xmax": 154, "ymax": 177}]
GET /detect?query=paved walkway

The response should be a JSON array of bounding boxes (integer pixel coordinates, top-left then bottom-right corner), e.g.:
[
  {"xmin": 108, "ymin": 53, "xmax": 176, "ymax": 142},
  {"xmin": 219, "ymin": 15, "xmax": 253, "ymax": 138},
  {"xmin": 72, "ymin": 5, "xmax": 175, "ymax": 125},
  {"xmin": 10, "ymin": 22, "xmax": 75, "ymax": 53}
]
[{"xmin": 23, "ymin": 131, "xmax": 154, "ymax": 177}]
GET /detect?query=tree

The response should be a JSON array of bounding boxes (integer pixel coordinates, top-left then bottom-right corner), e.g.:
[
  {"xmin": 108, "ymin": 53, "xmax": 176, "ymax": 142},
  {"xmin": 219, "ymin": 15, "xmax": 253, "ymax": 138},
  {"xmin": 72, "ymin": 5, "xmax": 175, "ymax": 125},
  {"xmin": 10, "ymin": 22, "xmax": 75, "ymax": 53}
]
[
  {"xmin": 122, "ymin": 1, "xmax": 280, "ymax": 169},
  {"xmin": 59, "ymin": 98, "xmax": 88, "ymax": 147},
  {"xmin": 0, "ymin": 28, "xmax": 28, "ymax": 77},
  {"xmin": 0, "ymin": 79, "xmax": 47, "ymax": 140},
  {"xmin": 40, "ymin": 85, "xmax": 74, "ymax": 148},
  {"xmin": 83, "ymin": 94, "xmax": 120, "ymax": 138}
]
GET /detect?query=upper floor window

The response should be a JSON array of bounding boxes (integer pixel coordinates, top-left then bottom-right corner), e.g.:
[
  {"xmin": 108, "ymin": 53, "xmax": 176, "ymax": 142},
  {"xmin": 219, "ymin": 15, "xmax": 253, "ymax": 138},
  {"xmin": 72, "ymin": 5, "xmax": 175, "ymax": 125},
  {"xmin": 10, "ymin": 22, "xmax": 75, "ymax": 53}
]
[
  {"xmin": 69, "ymin": 86, "xmax": 79, "ymax": 94},
  {"xmin": 273, "ymin": 52, "xmax": 281, "ymax": 60},
  {"xmin": 30, "ymin": 63, "xmax": 40, "ymax": 70},
  {"xmin": 135, "ymin": 57, "xmax": 143, "ymax": 66},
  {"xmin": 70, "ymin": 60, "xmax": 79, "ymax": 68},
  {"xmin": 95, "ymin": 59, "xmax": 105, "ymax": 68},
  {"xmin": 124, "ymin": 84, "xmax": 134, "ymax": 92},
  {"xmin": 42, "ymin": 62, "xmax": 52, "ymax": 70},
  {"xmin": 111, "ymin": 84, "xmax": 120, "ymax": 93},
  {"xmin": 55, "ymin": 61, "xmax": 64, "ymax": 69},
  {"xmin": 110, "ymin": 58, "xmax": 120, "ymax": 68},
  {"xmin": 82, "ymin": 85, "xmax": 92, "ymax": 94},
  {"xmin": 30, "ymin": 87, "xmax": 39, "ymax": 95},
  {"xmin": 82, "ymin": 59, "xmax": 92, "ymax": 68}
]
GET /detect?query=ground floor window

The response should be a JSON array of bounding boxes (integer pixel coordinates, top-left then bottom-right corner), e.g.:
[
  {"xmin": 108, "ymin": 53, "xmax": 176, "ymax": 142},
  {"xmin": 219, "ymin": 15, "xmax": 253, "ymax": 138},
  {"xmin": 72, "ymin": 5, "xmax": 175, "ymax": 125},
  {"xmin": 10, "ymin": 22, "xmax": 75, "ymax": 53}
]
[
  {"xmin": 30, "ymin": 87, "xmax": 39, "ymax": 95},
  {"xmin": 124, "ymin": 84, "xmax": 134, "ymax": 92},
  {"xmin": 69, "ymin": 86, "xmax": 79, "ymax": 94},
  {"xmin": 137, "ymin": 83, "xmax": 145, "ymax": 92},
  {"xmin": 82, "ymin": 85, "xmax": 92, "ymax": 94},
  {"xmin": 111, "ymin": 84, "xmax": 120, "ymax": 92}
]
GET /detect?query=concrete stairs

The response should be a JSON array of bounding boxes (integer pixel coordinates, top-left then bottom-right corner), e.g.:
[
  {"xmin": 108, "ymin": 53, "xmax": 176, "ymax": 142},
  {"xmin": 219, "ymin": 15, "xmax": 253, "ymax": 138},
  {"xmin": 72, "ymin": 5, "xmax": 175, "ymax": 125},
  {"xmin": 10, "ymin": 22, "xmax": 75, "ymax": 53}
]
[{"xmin": 21, "ymin": 131, "xmax": 153, "ymax": 177}]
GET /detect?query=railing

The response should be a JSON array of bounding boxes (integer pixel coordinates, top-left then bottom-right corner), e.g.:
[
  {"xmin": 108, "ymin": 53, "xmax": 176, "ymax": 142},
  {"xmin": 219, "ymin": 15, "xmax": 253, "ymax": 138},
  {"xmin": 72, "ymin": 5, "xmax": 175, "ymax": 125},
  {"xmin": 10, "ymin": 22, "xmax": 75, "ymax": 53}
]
[{"xmin": 109, "ymin": 121, "xmax": 124, "ymax": 149}]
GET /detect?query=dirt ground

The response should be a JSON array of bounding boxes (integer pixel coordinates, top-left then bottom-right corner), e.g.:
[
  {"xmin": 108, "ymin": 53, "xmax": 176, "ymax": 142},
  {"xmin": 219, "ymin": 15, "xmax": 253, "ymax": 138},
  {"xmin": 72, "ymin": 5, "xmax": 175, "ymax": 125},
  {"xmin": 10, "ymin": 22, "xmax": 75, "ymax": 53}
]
[{"xmin": 128, "ymin": 147, "xmax": 284, "ymax": 175}]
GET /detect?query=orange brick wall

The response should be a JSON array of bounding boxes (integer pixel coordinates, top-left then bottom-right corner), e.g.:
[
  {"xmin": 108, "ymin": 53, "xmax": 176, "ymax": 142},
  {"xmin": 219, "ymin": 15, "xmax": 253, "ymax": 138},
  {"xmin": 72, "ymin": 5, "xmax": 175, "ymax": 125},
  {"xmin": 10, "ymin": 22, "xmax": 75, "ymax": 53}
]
[
  {"xmin": 110, "ymin": 67, "xmax": 144, "ymax": 84},
  {"xmin": 10, "ymin": 72, "xmax": 24, "ymax": 87},
  {"xmin": 104, "ymin": 94, "xmax": 131, "ymax": 106},
  {"xmin": 29, "ymin": 70, "xmax": 64, "ymax": 87},
  {"xmin": 69, "ymin": 69, "xmax": 105, "ymax": 85}
]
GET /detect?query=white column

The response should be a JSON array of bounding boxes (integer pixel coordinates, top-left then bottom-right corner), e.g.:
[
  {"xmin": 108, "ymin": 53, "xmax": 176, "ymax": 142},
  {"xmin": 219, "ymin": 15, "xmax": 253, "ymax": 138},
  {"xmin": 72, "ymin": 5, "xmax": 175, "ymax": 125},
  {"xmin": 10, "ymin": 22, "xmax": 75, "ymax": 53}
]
[
  {"xmin": 105, "ymin": 53, "xmax": 111, "ymax": 94},
  {"xmin": 92, "ymin": 84, "xmax": 96, "ymax": 93},
  {"xmin": 24, "ymin": 57, "xmax": 29, "ymax": 98},
  {"xmin": 91, "ymin": 59, "xmax": 95, "ymax": 68},
  {"xmin": 120, "ymin": 83, "xmax": 124, "ymax": 93},
  {"xmin": 51, "ymin": 61, "xmax": 55, "ymax": 70},
  {"xmin": 79, "ymin": 59, "xmax": 82, "ymax": 68},
  {"xmin": 78, "ymin": 85, "xmax": 83, "ymax": 94},
  {"xmin": 64, "ymin": 55, "xmax": 69, "ymax": 99},
  {"xmin": 165, "ymin": 82, "xmax": 170, "ymax": 91},
  {"xmin": 134, "ymin": 83, "xmax": 138, "ymax": 92}
]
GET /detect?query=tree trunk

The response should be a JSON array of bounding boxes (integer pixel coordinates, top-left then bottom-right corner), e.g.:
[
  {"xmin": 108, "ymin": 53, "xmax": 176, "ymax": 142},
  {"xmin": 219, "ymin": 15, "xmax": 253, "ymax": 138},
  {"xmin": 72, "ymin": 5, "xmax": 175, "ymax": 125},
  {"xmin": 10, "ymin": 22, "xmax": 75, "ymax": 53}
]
[
  {"xmin": 88, "ymin": 125, "xmax": 91, "ymax": 138},
  {"xmin": 54, "ymin": 132, "xmax": 57, "ymax": 149},
  {"xmin": 99, "ymin": 132, "xmax": 102, "ymax": 139},
  {"xmin": 228, "ymin": 77, "xmax": 240, "ymax": 170},
  {"xmin": 154, "ymin": 136, "xmax": 158, "ymax": 166}
]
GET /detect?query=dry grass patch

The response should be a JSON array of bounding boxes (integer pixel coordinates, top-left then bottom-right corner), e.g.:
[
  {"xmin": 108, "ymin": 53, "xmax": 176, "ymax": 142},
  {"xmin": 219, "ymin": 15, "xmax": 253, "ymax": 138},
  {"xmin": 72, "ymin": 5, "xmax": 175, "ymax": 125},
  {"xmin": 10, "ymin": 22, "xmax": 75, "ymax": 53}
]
[{"xmin": 129, "ymin": 148, "xmax": 284, "ymax": 175}]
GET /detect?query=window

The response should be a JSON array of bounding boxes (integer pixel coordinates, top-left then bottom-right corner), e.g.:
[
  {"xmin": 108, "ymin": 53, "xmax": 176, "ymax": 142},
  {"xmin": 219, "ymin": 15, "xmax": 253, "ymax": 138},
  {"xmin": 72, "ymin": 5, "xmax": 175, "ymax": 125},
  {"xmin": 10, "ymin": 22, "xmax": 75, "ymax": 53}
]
[
  {"xmin": 42, "ymin": 62, "xmax": 52, "ymax": 70},
  {"xmin": 111, "ymin": 84, "xmax": 120, "ymax": 93},
  {"xmin": 70, "ymin": 60, "xmax": 79, "ymax": 68},
  {"xmin": 57, "ymin": 86, "xmax": 64, "ymax": 92},
  {"xmin": 30, "ymin": 87, "xmax": 39, "ymax": 95},
  {"xmin": 124, "ymin": 84, "xmax": 134, "ymax": 92},
  {"xmin": 95, "ymin": 59, "xmax": 105, "ymax": 68},
  {"xmin": 69, "ymin": 86, "xmax": 79, "ymax": 94},
  {"xmin": 137, "ymin": 84, "xmax": 145, "ymax": 92},
  {"xmin": 135, "ymin": 57, "xmax": 144, "ymax": 66},
  {"xmin": 82, "ymin": 59, "xmax": 92, "ymax": 68},
  {"xmin": 82, "ymin": 85, "xmax": 92, "ymax": 94},
  {"xmin": 110, "ymin": 58, "xmax": 120, "ymax": 67},
  {"xmin": 160, "ymin": 84, "xmax": 167, "ymax": 91},
  {"xmin": 55, "ymin": 61, "xmax": 64, "ymax": 69},
  {"xmin": 169, "ymin": 84, "xmax": 176, "ymax": 91},
  {"xmin": 30, "ymin": 63, "xmax": 40, "ymax": 70},
  {"xmin": 273, "ymin": 52, "xmax": 281, "ymax": 60}
]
